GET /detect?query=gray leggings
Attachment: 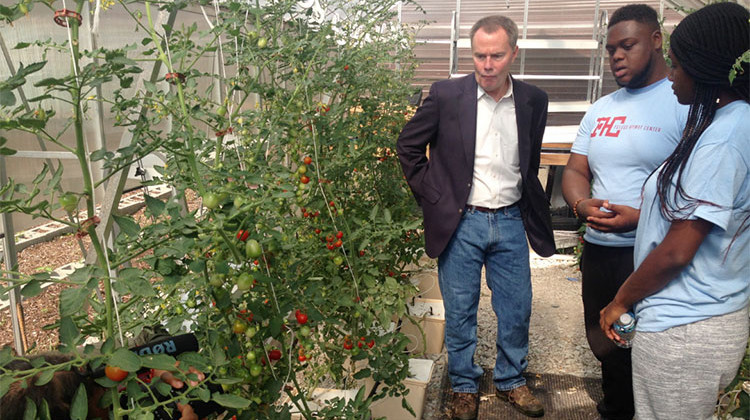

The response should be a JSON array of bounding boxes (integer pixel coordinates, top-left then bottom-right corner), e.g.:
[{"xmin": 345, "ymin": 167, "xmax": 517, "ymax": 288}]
[{"xmin": 632, "ymin": 307, "xmax": 749, "ymax": 420}]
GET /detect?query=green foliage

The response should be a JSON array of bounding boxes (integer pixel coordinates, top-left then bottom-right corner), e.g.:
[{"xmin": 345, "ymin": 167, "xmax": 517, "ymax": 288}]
[
  {"xmin": 729, "ymin": 49, "xmax": 750, "ymax": 85},
  {"xmin": 0, "ymin": 0, "xmax": 426, "ymax": 418}
]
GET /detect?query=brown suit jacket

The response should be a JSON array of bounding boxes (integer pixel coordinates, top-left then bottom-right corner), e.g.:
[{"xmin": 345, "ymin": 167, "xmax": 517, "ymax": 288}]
[{"xmin": 397, "ymin": 74, "xmax": 555, "ymax": 258}]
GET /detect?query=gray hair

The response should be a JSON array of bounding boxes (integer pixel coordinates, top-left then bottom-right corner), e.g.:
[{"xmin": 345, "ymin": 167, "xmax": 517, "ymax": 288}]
[{"xmin": 470, "ymin": 15, "xmax": 519, "ymax": 49}]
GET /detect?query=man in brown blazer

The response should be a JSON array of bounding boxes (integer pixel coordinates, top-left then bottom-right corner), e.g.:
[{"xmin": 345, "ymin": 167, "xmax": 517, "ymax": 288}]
[{"xmin": 397, "ymin": 15, "xmax": 555, "ymax": 420}]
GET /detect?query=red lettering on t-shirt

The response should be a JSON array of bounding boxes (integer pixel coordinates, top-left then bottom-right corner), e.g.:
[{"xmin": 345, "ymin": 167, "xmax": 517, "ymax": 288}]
[{"xmin": 591, "ymin": 116, "xmax": 627, "ymax": 138}]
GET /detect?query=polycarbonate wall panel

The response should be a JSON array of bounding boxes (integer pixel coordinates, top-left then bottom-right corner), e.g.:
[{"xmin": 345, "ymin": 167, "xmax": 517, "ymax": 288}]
[{"xmin": 1, "ymin": 3, "xmax": 221, "ymax": 231}]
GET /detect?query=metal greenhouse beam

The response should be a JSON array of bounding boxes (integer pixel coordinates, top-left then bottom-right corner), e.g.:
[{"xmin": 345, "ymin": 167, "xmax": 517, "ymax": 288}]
[
  {"xmin": 84, "ymin": 7, "xmax": 179, "ymax": 265},
  {"xmin": 0, "ymin": 156, "xmax": 26, "ymax": 355}
]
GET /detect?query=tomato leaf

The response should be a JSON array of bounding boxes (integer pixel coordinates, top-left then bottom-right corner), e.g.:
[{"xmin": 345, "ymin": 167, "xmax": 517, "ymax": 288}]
[
  {"xmin": 69, "ymin": 384, "xmax": 88, "ymax": 420},
  {"xmin": 144, "ymin": 194, "xmax": 166, "ymax": 216},
  {"xmin": 122, "ymin": 275, "xmax": 157, "ymax": 298},
  {"xmin": 140, "ymin": 354, "xmax": 177, "ymax": 371},
  {"xmin": 58, "ymin": 316, "xmax": 80, "ymax": 352},
  {"xmin": 20, "ymin": 280, "xmax": 42, "ymax": 298},
  {"xmin": 0, "ymin": 347, "xmax": 12, "ymax": 367},
  {"xmin": 22, "ymin": 398, "xmax": 37, "ymax": 420},
  {"xmin": 211, "ymin": 393, "xmax": 252, "ymax": 409},
  {"xmin": 34, "ymin": 369, "xmax": 55, "ymax": 386},
  {"xmin": 154, "ymin": 381, "xmax": 172, "ymax": 397},
  {"xmin": 0, "ymin": 375, "xmax": 15, "ymax": 399},
  {"xmin": 270, "ymin": 316, "xmax": 283, "ymax": 337},
  {"xmin": 59, "ymin": 286, "xmax": 89, "ymax": 317},
  {"xmin": 195, "ymin": 385, "xmax": 211, "ymax": 402},
  {"xmin": 37, "ymin": 399, "xmax": 51, "ymax": 420},
  {"xmin": 0, "ymin": 90, "xmax": 16, "ymax": 107},
  {"xmin": 178, "ymin": 352, "xmax": 210, "ymax": 373},
  {"xmin": 110, "ymin": 347, "xmax": 142, "ymax": 372}
]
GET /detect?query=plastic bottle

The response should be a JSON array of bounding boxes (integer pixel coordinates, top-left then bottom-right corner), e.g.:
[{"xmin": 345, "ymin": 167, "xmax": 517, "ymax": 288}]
[{"xmin": 613, "ymin": 312, "xmax": 636, "ymax": 348}]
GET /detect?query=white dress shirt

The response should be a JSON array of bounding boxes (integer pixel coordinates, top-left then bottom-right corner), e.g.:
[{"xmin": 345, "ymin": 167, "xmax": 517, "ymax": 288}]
[{"xmin": 466, "ymin": 77, "xmax": 522, "ymax": 208}]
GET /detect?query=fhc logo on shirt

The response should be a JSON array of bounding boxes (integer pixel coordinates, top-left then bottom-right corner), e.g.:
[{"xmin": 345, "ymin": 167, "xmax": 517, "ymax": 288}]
[{"xmin": 591, "ymin": 116, "xmax": 627, "ymax": 138}]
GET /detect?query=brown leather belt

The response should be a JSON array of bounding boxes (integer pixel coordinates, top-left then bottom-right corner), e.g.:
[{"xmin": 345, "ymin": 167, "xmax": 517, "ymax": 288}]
[{"xmin": 467, "ymin": 203, "xmax": 517, "ymax": 213}]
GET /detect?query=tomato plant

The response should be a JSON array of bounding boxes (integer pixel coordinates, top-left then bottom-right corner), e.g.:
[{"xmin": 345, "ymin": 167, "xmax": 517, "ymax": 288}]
[{"xmin": 0, "ymin": 0, "xmax": 426, "ymax": 418}]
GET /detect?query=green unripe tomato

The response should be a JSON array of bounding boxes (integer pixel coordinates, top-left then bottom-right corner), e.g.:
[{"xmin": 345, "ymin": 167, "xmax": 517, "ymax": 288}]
[
  {"xmin": 246, "ymin": 350, "xmax": 256, "ymax": 362},
  {"xmin": 236, "ymin": 272, "xmax": 254, "ymax": 291},
  {"xmin": 217, "ymin": 105, "xmax": 227, "ymax": 117},
  {"xmin": 299, "ymin": 325, "xmax": 311, "ymax": 337},
  {"xmin": 209, "ymin": 274, "xmax": 225, "ymax": 287},
  {"xmin": 257, "ymin": 37, "xmax": 268, "ymax": 48},
  {"xmin": 58, "ymin": 192, "xmax": 78, "ymax": 213},
  {"xmin": 249, "ymin": 364, "xmax": 262, "ymax": 377},
  {"xmin": 245, "ymin": 239, "xmax": 262, "ymax": 259},
  {"xmin": 244, "ymin": 325, "xmax": 257, "ymax": 339},
  {"xmin": 202, "ymin": 192, "xmax": 220, "ymax": 209},
  {"xmin": 333, "ymin": 256, "xmax": 344, "ymax": 266}
]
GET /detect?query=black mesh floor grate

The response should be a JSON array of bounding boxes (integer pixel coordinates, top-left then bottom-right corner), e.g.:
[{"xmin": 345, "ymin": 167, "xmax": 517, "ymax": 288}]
[{"xmin": 436, "ymin": 369, "xmax": 603, "ymax": 419}]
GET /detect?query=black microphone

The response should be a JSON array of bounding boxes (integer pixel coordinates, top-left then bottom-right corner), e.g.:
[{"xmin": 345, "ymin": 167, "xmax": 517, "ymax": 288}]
[{"xmin": 128, "ymin": 334, "xmax": 199, "ymax": 357}]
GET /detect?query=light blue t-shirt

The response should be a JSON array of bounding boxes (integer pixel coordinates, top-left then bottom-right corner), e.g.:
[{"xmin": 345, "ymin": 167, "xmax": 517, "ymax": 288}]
[
  {"xmin": 572, "ymin": 78, "xmax": 688, "ymax": 246},
  {"xmin": 634, "ymin": 100, "xmax": 750, "ymax": 332}
]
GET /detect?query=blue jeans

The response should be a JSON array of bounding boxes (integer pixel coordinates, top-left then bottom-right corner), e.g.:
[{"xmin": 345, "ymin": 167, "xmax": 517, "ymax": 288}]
[{"xmin": 438, "ymin": 204, "xmax": 531, "ymax": 393}]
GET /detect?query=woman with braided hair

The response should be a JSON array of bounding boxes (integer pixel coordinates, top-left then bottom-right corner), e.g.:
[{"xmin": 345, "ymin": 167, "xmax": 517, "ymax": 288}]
[{"xmin": 599, "ymin": 2, "xmax": 749, "ymax": 419}]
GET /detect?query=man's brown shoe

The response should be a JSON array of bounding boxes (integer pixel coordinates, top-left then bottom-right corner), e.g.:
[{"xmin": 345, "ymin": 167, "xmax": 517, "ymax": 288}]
[
  {"xmin": 497, "ymin": 385, "xmax": 544, "ymax": 417},
  {"xmin": 451, "ymin": 392, "xmax": 478, "ymax": 420}
]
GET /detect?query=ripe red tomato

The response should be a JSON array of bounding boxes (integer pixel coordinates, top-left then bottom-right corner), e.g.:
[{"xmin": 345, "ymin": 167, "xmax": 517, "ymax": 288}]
[
  {"xmin": 300, "ymin": 175, "xmax": 310, "ymax": 184},
  {"xmin": 268, "ymin": 349, "xmax": 282, "ymax": 361},
  {"xmin": 343, "ymin": 338, "xmax": 353, "ymax": 350},
  {"xmin": 335, "ymin": 231, "xmax": 343, "ymax": 239},
  {"xmin": 236, "ymin": 230, "xmax": 250, "ymax": 241},
  {"xmin": 303, "ymin": 156, "xmax": 312, "ymax": 165},
  {"xmin": 344, "ymin": 65, "xmax": 350, "ymax": 71},
  {"xmin": 295, "ymin": 310, "xmax": 308, "ymax": 325},
  {"xmin": 105, "ymin": 365, "xmax": 129, "ymax": 382},
  {"xmin": 367, "ymin": 339, "xmax": 375, "ymax": 349},
  {"xmin": 334, "ymin": 239, "xmax": 342, "ymax": 248},
  {"xmin": 298, "ymin": 354, "xmax": 307, "ymax": 362}
]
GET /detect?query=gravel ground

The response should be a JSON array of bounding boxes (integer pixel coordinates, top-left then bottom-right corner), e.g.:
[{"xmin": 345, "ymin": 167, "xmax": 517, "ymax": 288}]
[{"xmin": 419, "ymin": 252, "xmax": 601, "ymax": 419}]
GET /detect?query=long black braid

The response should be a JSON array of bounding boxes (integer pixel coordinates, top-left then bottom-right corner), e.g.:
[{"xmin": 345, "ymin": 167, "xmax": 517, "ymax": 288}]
[
  {"xmin": 656, "ymin": 2, "xmax": 749, "ymax": 223},
  {"xmin": 655, "ymin": 83, "xmax": 720, "ymax": 221}
]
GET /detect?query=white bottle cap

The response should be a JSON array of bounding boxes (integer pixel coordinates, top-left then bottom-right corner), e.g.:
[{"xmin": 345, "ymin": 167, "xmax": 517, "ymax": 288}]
[{"xmin": 619, "ymin": 313, "xmax": 633, "ymax": 324}]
